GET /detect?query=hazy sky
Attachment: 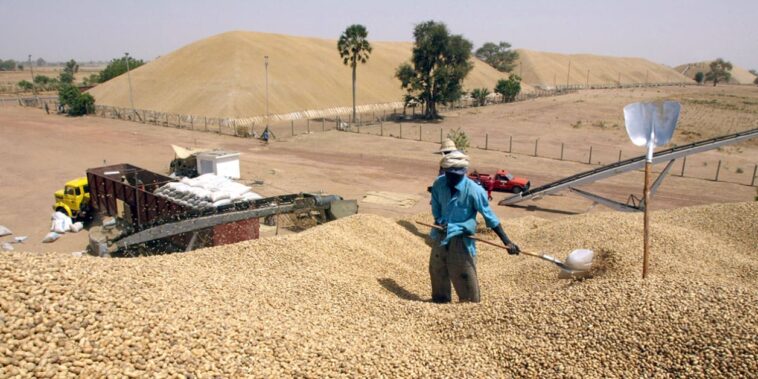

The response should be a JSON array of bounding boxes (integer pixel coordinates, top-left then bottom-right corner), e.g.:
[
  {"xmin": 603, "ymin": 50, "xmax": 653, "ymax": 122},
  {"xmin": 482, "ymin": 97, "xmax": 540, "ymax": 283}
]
[{"xmin": 2, "ymin": 0, "xmax": 756, "ymax": 69}]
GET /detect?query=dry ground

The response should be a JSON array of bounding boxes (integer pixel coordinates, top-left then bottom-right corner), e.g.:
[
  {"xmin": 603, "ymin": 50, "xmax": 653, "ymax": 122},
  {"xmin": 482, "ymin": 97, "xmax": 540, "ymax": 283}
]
[
  {"xmin": 0, "ymin": 86, "xmax": 756, "ymax": 254},
  {"xmin": 0, "ymin": 66, "xmax": 102, "ymax": 94}
]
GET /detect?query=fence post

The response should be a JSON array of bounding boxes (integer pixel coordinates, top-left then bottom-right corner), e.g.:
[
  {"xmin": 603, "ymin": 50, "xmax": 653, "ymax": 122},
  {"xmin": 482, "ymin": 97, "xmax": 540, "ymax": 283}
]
[
  {"xmin": 291, "ymin": 120, "xmax": 294, "ymax": 136},
  {"xmin": 618, "ymin": 149, "xmax": 622, "ymax": 162},
  {"xmin": 680, "ymin": 157, "xmax": 686, "ymax": 176},
  {"xmin": 190, "ymin": 116, "xmax": 194, "ymax": 130},
  {"xmin": 322, "ymin": 118, "xmax": 325, "ymax": 132},
  {"xmin": 439, "ymin": 128, "xmax": 443, "ymax": 143},
  {"xmin": 588, "ymin": 146, "xmax": 593, "ymax": 164},
  {"xmin": 560, "ymin": 143, "xmax": 564, "ymax": 160},
  {"xmin": 509, "ymin": 136, "xmax": 513, "ymax": 153},
  {"xmin": 714, "ymin": 160, "xmax": 721, "ymax": 181},
  {"xmin": 534, "ymin": 139, "xmax": 538, "ymax": 157},
  {"xmin": 165, "ymin": 113, "xmax": 168, "ymax": 126},
  {"xmin": 380, "ymin": 121, "xmax": 384, "ymax": 136},
  {"xmin": 752, "ymin": 164, "xmax": 757, "ymax": 186},
  {"xmin": 485, "ymin": 133, "xmax": 489, "ymax": 150},
  {"xmin": 418, "ymin": 125, "xmax": 422, "ymax": 141},
  {"xmin": 307, "ymin": 119, "xmax": 310, "ymax": 134},
  {"xmin": 204, "ymin": 116, "xmax": 208, "ymax": 131},
  {"xmin": 177, "ymin": 115, "xmax": 181, "ymax": 128},
  {"xmin": 400, "ymin": 122, "xmax": 403, "ymax": 139}
]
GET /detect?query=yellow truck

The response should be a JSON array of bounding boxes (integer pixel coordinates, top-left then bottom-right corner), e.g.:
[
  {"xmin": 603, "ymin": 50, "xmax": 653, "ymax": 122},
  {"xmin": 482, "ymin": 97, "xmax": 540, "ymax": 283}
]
[{"xmin": 53, "ymin": 177, "xmax": 92, "ymax": 219}]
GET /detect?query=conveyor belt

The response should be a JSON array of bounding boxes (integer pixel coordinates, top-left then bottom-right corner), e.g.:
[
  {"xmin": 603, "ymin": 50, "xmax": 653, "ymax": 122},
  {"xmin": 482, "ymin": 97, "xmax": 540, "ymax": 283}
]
[{"xmin": 500, "ymin": 128, "xmax": 758, "ymax": 206}]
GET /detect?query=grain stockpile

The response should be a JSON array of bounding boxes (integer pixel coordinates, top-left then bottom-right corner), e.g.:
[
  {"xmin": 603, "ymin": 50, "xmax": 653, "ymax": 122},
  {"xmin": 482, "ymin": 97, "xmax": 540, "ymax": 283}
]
[
  {"xmin": 514, "ymin": 49, "xmax": 691, "ymax": 87},
  {"xmin": 87, "ymin": 31, "xmax": 510, "ymax": 120},
  {"xmin": 676, "ymin": 61, "xmax": 758, "ymax": 85},
  {"xmin": 1, "ymin": 202, "xmax": 756, "ymax": 377}
]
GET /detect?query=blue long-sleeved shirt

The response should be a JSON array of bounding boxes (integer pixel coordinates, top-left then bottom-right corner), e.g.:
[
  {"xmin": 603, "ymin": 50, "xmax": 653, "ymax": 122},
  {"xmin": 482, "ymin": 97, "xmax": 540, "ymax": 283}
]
[{"xmin": 430, "ymin": 176, "xmax": 501, "ymax": 255}]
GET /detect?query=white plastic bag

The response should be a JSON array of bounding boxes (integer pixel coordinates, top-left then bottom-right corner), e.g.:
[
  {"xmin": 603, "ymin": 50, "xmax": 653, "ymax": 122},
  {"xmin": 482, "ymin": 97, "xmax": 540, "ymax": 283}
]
[
  {"xmin": 212, "ymin": 199, "xmax": 232, "ymax": 207},
  {"xmin": 51, "ymin": 219, "xmax": 67, "ymax": 234},
  {"xmin": 69, "ymin": 222, "xmax": 84, "ymax": 233},
  {"xmin": 42, "ymin": 232, "xmax": 61, "ymax": 243},
  {"xmin": 1, "ymin": 243, "xmax": 13, "ymax": 252},
  {"xmin": 0, "ymin": 225, "xmax": 11, "ymax": 237}
]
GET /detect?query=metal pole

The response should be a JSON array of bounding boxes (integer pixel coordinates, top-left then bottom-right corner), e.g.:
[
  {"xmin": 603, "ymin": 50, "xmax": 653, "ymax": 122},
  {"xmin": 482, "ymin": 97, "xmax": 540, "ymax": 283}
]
[
  {"xmin": 509, "ymin": 136, "xmax": 512, "ymax": 153},
  {"xmin": 307, "ymin": 119, "xmax": 310, "ymax": 133},
  {"xmin": 380, "ymin": 121, "xmax": 383, "ymax": 136},
  {"xmin": 291, "ymin": 120, "xmax": 294, "ymax": 136},
  {"xmin": 680, "ymin": 156, "xmax": 686, "ymax": 176},
  {"xmin": 566, "ymin": 59, "xmax": 571, "ymax": 86},
  {"xmin": 715, "ymin": 160, "xmax": 721, "ymax": 181},
  {"xmin": 28, "ymin": 55, "xmax": 36, "ymax": 95},
  {"xmin": 125, "ymin": 52, "xmax": 135, "ymax": 111},
  {"xmin": 439, "ymin": 128, "xmax": 443, "ymax": 143},
  {"xmin": 618, "ymin": 149, "xmax": 622, "ymax": 162},
  {"xmin": 752, "ymin": 164, "xmax": 757, "ymax": 186},
  {"xmin": 265, "ymin": 56, "xmax": 269, "ymax": 128},
  {"xmin": 560, "ymin": 143, "xmax": 564, "ymax": 160},
  {"xmin": 485, "ymin": 133, "xmax": 489, "ymax": 150},
  {"xmin": 534, "ymin": 139, "xmax": 538, "ymax": 156},
  {"xmin": 588, "ymin": 146, "xmax": 593, "ymax": 164},
  {"xmin": 642, "ymin": 161, "xmax": 651, "ymax": 279},
  {"xmin": 418, "ymin": 124, "xmax": 422, "ymax": 141}
]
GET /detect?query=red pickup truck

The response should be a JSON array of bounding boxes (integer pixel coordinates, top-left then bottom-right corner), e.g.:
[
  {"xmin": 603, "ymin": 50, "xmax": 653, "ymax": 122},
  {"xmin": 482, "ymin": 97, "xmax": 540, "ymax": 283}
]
[{"xmin": 469, "ymin": 170, "xmax": 530, "ymax": 194}]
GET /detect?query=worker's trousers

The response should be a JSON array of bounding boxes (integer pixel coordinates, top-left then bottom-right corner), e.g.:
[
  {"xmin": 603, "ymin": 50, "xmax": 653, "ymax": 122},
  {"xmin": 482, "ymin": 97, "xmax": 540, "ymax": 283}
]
[{"xmin": 429, "ymin": 236, "xmax": 480, "ymax": 303}]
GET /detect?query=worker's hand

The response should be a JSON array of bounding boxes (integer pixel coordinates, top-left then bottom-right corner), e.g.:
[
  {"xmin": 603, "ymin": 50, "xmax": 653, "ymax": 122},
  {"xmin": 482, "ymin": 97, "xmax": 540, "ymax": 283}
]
[{"xmin": 505, "ymin": 242, "xmax": 520, "ymax": 255}]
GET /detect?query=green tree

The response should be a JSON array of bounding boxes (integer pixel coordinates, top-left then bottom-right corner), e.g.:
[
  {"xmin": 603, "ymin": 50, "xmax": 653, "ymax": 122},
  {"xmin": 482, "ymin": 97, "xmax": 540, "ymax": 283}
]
[
  {"xmin": 337, "ymin": 24, "xmax": 372, "ymax": 122},
  {"xmin": 58, "ymin": 83, "xmax": 95, "ymax": 116},
  {"xmin": 749, "ymin": 69, "xmax": 757, "ymax": 76},
  {"xmin": 471, "ymin": 88, "xmax": 489, "ymax": 106},
  {"xmin": 34, "ymin": 75, "xmax": 53, "ymax": 85},
  {"xmin": 36, "ymin": 57, "xmax": 46, "ymax": 67},
  {"xmin": 82, "ymin": 73, "xmax": 100, "ymax": 86},
  {"xmin": 494, "ymin": 74, "xmax": 522, "ymax": 103},
  {"xmin": 447, "ymin": 128, "xmax": 469, "ymax": 153},
  {"xmin": 694, "ymin": 71, "xmax": 704, "ymax": 84},
  {"xmin": 98, "ymin": 56, "xmax": 145, "ymax": 83},
  {"xmin": 704, "ymin": 58, "xmax": 732, "ymax": 86},
  {"xmin": 474, "ymin": 42, "xmax": 519, "ymax": 73},
  {"xmin": 0, "ymin": 59, "xmax": 16, "ymax": 71},
  {"xmin": 395, "ymin": 21, "xmax": 473, "ymax": 119},
  {"xmin": 17, "ymin": 80, "xmax": 33, "ymax": 91}
]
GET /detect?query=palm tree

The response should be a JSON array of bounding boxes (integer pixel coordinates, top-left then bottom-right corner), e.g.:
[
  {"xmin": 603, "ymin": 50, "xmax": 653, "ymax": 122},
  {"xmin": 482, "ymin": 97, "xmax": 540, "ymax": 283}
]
[{"xmin": 338, "ymin": 24, "xmax": 372, "ymax": 122}]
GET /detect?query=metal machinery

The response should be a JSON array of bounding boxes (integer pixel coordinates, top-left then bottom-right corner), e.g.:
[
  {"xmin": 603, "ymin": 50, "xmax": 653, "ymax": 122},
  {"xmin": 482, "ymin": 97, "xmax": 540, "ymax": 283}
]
[
  {"xmin": 86, "ymin": 164, "xmax": 358, "ymax": 256},
  {"xmin": 500, "ymin": 128, "xmax": 758, "ymax": 211}
]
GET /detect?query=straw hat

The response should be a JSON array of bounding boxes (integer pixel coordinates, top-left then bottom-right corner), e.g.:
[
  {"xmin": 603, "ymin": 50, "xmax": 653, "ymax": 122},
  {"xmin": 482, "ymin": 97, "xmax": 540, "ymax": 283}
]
[{"xmin": 438, "ymin": 139, "xmax": 457, "ymax": 153}]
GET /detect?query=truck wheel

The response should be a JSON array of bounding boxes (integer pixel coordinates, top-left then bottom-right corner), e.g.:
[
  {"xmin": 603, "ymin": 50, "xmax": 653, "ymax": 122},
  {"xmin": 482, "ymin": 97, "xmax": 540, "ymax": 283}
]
[
  {"xmin": 512, "ymin": 187, "xmax": 523, "ymax": 194},
  {"xmin": 56, "ymin": 207, "xmax": 69, "ymax": 217}
]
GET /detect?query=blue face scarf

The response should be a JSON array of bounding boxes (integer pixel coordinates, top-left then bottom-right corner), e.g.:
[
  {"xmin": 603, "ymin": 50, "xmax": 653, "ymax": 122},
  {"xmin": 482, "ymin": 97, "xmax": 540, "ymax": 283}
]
[{"xmin": 445, "ymin": 171, "xmax": 465, "ymax": 190}]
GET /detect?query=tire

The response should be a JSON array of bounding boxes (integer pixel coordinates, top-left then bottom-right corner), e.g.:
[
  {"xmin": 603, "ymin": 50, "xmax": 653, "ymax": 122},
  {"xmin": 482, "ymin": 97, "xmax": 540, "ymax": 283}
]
[
  {"xmin": 56, "ymin": 207, "xmax": 69, "ymax": 217},
  {"xmin": 511, "ymin": 187, "xmax": 523, "ymax": 194}
]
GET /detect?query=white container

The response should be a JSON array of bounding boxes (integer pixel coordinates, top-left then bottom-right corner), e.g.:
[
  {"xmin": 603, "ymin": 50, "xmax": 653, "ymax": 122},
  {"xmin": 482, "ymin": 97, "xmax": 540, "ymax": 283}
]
[{"xmin": 197, "ymin": 151, "xmax": 241, "ymax": 179}]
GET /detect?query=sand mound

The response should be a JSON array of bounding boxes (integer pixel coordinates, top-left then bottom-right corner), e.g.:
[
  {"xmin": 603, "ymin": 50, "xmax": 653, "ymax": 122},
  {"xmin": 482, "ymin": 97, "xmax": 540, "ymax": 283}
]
[
  {"xmin": 88, "ymin": 31, "xmax": 510, "ymax": 120},
  {"xmin": 1, "ymin": 203, "xmax": 756, "ymax": 376},
  {"xmin": 676, "ymin": 61, "xmax": 757, "ymax": 85},
  {"xmin": 514, "ymin": 49, "xmax": 691, "ymax": 87}
]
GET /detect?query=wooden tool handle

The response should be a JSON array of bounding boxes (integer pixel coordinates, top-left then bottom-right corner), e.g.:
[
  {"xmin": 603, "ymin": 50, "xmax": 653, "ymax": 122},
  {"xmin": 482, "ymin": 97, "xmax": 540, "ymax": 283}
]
[{"xmin": 414, "ymin": 221, "xmax": 540, "ymax": 258}]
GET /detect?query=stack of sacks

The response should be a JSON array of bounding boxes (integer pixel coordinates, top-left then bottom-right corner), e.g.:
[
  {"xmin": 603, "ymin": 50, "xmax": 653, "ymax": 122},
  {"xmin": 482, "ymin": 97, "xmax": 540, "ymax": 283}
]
[{"xmin": 154, "ymin": 174, "xmax": 262, "ymax": 211}]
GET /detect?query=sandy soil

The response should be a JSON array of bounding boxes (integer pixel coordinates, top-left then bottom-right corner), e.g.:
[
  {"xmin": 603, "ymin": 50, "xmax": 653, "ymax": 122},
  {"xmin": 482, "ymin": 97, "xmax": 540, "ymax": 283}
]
[
  {"xmin": 87, "ymin": 31, "xmax": 510, "ymax": 119},
  {"xmin": 1, "ymin": 86, "xmax": 755, "ymax": 254}
]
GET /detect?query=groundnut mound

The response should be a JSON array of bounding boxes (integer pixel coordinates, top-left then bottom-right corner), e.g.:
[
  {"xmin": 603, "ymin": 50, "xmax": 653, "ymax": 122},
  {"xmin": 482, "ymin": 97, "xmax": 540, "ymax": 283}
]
[{"xmin": 1, "ymin": 202, "xmax": 756, "ymax": 377}]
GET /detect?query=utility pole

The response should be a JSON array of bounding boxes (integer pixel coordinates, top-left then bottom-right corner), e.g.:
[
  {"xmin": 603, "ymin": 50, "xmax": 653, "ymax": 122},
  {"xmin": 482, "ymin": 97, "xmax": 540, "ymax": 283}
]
[
  {"xmin": 125, "ymin": 52, "xmax": 135, "ymax": 111},
  {"xmin": 586, "ymin": 69, "xmax": 590, "ymax": 87},
  {"xmin": 566, "ymin": 59, "xmax": 571, "ymax": 86},
  {"xmin": 265, "ymin": 55, "xmax": 269, "ymax": 128},
  {"xmin": 28, "ymin": 55, "xmax": 36, "ymax": 95}
]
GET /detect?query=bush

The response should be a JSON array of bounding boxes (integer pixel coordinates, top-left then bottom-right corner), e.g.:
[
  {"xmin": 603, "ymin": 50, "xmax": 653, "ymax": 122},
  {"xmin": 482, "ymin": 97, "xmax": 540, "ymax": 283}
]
[
  {"xmin": 694, "ymin": 72, "xmax": 704, "ymax": 84},
  {"xmin": 58, "ymin": 84, "xmax": 95, "ymax": 116},
  {"xmin": 98, "ymin": 56, "xmax": 145, "ymax": 83},
  {"xmin": 447, "ymin": 128, "xmax": 469, "ymax": 153},
  {"xmin": 494, "ymin": 74, "xmax": 522, "ymax": 103},
  {"xmin": 471, "ymin": 88, "xmax": 489, "ymax": 107},
  {"xmin": 17, "ymin": 80, "xmax": 33, "ymax": 91}
]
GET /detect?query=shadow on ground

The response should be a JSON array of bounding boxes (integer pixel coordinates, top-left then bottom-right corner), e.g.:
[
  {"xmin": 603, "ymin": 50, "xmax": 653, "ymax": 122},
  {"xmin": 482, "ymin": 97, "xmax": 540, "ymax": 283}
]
[{"xmin": 378, "ymin": 278, "xmax": 426, "ymax": 302}]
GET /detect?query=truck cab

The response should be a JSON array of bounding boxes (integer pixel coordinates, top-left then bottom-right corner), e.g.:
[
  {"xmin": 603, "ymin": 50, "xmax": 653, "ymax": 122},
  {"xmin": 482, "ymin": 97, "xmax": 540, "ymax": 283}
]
[
  {"xmin": 53, "ymin": 177, "xmax": 91, "ymax": 219},
  {"xmin": 493, "ymin": 170, "xmax": 530, "ymax": 193}
]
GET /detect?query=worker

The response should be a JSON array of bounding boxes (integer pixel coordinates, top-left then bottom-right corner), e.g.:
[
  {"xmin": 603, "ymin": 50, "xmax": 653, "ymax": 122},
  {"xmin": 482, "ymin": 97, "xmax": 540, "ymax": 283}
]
[
  {"xmin": 262, "ymin": 128, "xmax": 270, "ymax": 144},
  {"xmin": 429, "ymin": 151, "xmax": 520, "ymax": 303}
]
